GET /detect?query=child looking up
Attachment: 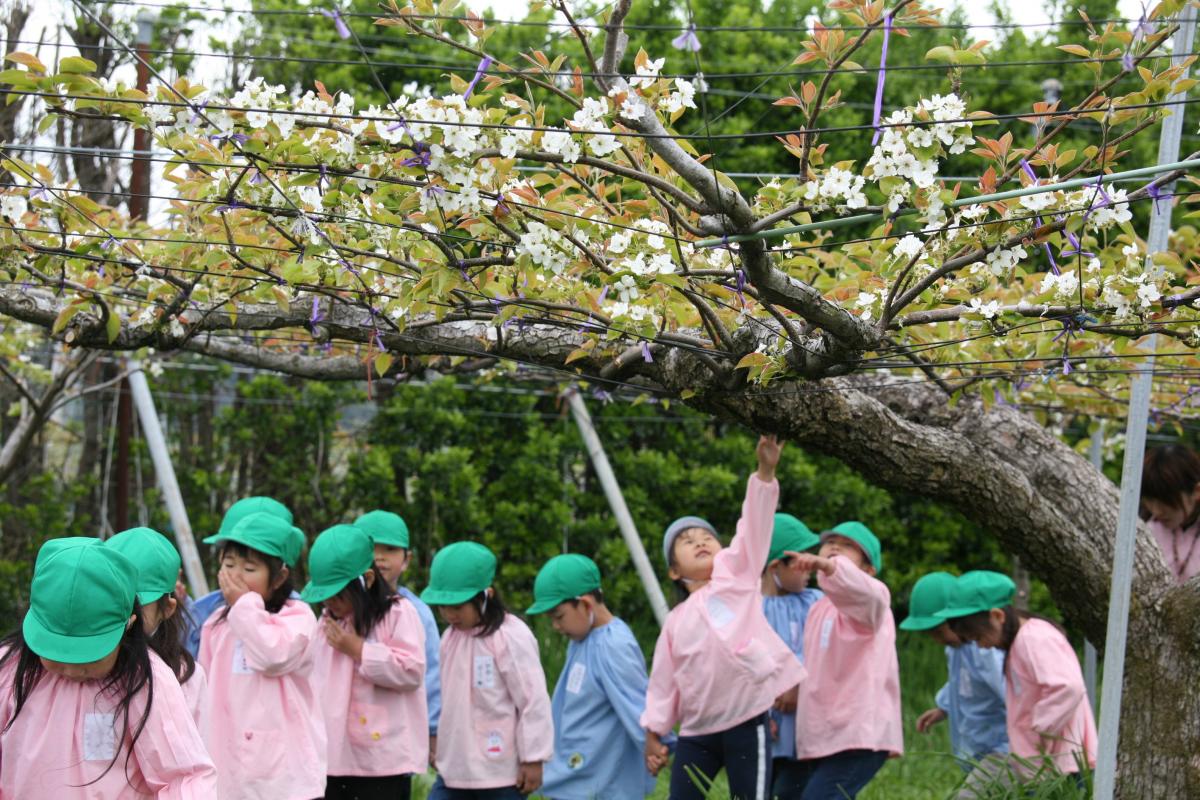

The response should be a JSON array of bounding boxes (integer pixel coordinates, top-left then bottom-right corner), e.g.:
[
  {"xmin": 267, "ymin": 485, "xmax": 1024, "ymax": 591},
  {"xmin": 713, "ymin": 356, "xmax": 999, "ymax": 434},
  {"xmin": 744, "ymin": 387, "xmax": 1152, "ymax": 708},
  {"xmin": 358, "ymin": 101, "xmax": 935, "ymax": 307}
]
[
  {"xmin": 900, "ymin": 572, "xmax": 1007, "ymax": 775},
  {"xmin": 304, "ymin": 524, "xmax": 427, "ymax": 800},
  {"xmin": 761, "ymin": 513, "xmax": 823, "ymax": 798},
  {"xmin": 528, "ymin": 553, "xmax": 662, "ymax": 800},
  {"xmin": 107, "ymin": 526, "xmax": 210, "ymax": 737},
  {"xmin": 421, "ymin": 541, "xmax": 553, "ymax": 799},
  {"xmin": 642, "ymin": 435, "xmax": 806, "ymax": 800},
  {"xmin": 0, "ymin": 537, "xmax": 216, "ymax": 797},
  {"xmin": 789, "ymin": 522, "xmax": 902, "ymax": 800},
  {"xmin": 355, "ymin": 509, "xmax": 442, "ymax": 764},
  {"xmin": 939, "ymin": 571, "xmax": 1096, "ymax": 783},
  {"xmin": 200, "ymin": 511, "xmax": 325, "ymax": 800}
]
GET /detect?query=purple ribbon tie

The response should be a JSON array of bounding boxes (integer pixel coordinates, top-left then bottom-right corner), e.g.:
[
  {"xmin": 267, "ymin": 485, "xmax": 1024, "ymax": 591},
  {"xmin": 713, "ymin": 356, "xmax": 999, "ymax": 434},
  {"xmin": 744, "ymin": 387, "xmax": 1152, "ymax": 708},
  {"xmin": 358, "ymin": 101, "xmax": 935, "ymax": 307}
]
[
  {"xmin": 463, "ymin": 56, "xmax": 494, "ymax": 99},
  {"xmin": 319, "ymin": 8, "xmax": 352, "ymax": 39},
  {"xmin": 672, "ymin": 25, "xmax": 702, "ymax": 52},
  {"xmin": 870, "ymin": 12, "xmax": 894, "ymax": 147}
]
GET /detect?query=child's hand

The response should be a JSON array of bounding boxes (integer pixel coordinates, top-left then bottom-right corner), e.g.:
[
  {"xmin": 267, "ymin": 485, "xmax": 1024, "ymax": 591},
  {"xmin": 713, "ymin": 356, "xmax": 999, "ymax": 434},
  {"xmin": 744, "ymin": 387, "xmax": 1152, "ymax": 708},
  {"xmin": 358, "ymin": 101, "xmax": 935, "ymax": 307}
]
[
  {"xmin": 217, "ymin": 567, "xmax": 250, "ymax": 607},
  {"xmin": 644, "ymin": 731, "xmax": 670, "ymax": 776},
  {"xmin": 916, "ymin": 708, "xmax": 947, "ymax": 733},
  {"xmin": 515, "ymin": 761, "xmax": 543, "ymax": 794},
  {"xmin": 784, "ymin": 551, "xmax": 835, "ymax": 577},
  {"xmin": 756, "ymin": 435, "xmax": 784, "ymax": 481},
  {"xmin": 773, "ymin": 685, "xmax": 799, "ymax": 714},
  {"xmin": 428, "ymin": 734, "xmax": 437, "ymax": 769},
  {"xmin": 323, "ymin": 616, "xmax": 364, "ymax": 662}
]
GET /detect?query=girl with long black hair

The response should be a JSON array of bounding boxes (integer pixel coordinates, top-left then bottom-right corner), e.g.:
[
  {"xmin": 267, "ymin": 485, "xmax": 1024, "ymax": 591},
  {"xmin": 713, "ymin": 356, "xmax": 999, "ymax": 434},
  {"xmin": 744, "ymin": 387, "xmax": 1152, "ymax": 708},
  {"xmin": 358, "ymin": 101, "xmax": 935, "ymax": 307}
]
[
  {"xmin": 304, "ymin": 524, "xmax": 428, "ymax": 800},
  {"xmin": 106, "ymin": 527, "xmax": 208, "ymax": 738},
  {"xmin": 0, "ymin": 537, "xmax": 215, "ymax": 797}
]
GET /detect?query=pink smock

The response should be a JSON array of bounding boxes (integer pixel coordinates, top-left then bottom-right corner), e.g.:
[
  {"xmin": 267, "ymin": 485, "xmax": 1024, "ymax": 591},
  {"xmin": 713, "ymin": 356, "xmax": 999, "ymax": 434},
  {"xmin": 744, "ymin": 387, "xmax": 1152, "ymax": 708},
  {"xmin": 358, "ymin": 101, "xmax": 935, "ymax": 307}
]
[
  {"xmin": 199, "ymin": 593, "xmax": 326, "ymax": 800},
  {"xmin": 1148, "ymin": 518, "xmax": 1200, "ymax": 583},
  {"xmin": 793, "ymin": 555, "xmax": 903, "ymax": 759},
  {"xmin": 435, "ymin": 613, "xmax": 554, "ymax": 789},
  {"xmin": 0, "ymin": 648, "xmax": 216, "ymax": 798},
  {"xmin": 1006, "ymin": 618, "xmax": 1097, "ymax": 774},
  {"xmin": 641, "ymin": 474, "xmax": 807, "ymax": 737},
  {"xmin": 180, "ymin": 661, "xmax": 209, "ymax": 746},
  {"xmin": 310, "ymin": 597, "xmax": 429, "ymax": 776}
]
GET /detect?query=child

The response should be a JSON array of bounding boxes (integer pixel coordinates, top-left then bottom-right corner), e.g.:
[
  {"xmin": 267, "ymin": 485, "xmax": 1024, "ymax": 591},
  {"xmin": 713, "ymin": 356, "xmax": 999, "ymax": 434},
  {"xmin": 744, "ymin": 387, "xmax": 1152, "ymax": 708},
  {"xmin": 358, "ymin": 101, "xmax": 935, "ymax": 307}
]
[
  {"xmin": 642, "ymin": 435, "xmax": 806, "ymax": 800},
  {"xmin": 200, "ymin": 510, "xmax": 326, "ymax": 800},
  {"xmin": 355, "ymin": 508, "xmax": 443, "ymax": 764},
  {"xmin": 527, "ymin": 553, "xmax": 661, "ymax": 799},
  {"xmin": 761, "ymin": 513, "xmax": 823, "ymax": 797},
  {"xmin": 900, "ymin": 572, "xmax": 1007, "ymax": 776},
  {"xmin": 1141, "ymin": 444, "xmax": 1200, "ymax": 582},
  {"xmin": 938, "ymin": 571, "xmax": 1097, "ymax": 784},
  {"xmin": 303, "ymin": 524, "xmax": 428, "ymax": 800},
  {"xmin": 420, "ymin": 541, "xmax": 553, "ymax": 799},
  {"xmin": 0, "ymin": 537, "xmax": 216, "ymax": 796},
  {"xmin": 788, "ymin": 521, "xmax": 902, "ymax": 799},
  {"xmin": 107, "ymin": 526, "xmax": 210, "ymax": 739},
  {"xmin": 186, "ymin": 495, "xmax": 296, "ymax": 657}
]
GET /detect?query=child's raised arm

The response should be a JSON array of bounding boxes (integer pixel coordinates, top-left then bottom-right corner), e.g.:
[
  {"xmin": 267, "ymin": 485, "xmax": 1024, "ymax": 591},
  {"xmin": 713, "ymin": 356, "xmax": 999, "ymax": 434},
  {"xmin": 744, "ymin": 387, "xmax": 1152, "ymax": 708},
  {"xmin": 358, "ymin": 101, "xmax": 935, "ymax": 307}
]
[
  {"xmin": 358, "ymin": 604, "xmax": 426, "ymax": 692},
  {"xmin": 714, "ymin": 435, "xmax": 782, "ymax": 582},
  {"xmin": 228, "ymin": 594, "xmax": 316, "ymax": 676},
  {"xmin": 790, "ymin": 553, "xmax": 889, "ymax": 631}
]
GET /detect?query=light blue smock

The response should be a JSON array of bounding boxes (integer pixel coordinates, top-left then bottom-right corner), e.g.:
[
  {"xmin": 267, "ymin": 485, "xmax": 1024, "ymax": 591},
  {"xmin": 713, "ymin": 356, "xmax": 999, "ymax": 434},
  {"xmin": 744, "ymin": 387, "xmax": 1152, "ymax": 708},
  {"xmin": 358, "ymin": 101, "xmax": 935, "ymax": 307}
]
[
  {"xmin": 936, "ymin": 642, "xmax": 1010, "ymax": 767},
  {"xmin": 398, "ymin": 585, "xmax": 442, "ymax": 734},
  {"xmin": 761, "ymin": 588, "xmax": 823, "ymax": 759},
  {"xmin": 540, "ymin": 617, "xmax": 660, "ymax": 800},
  {"xmin": 184, "ymin": 589, "xmax": 225, "ymax": 659}
]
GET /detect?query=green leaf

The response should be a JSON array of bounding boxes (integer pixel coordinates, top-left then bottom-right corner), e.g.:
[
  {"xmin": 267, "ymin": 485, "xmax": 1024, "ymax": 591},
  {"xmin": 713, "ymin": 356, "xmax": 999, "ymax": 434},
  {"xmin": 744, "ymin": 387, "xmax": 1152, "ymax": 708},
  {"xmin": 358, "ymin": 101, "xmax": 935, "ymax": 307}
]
[
  {"xmin": 735, "ymin": 352, "xmax": 770, "ymax": 370},
  {"xmin": 52, "ymin": 304, "xmax": 80, "ymax": 334},
  {"xmin": 4, "ymin": 52, "xmax": 46, "ymax": 72},
  {"xmin": 37, "ymin": 113, "xmax": 58, "ymax": 134},
  {"xmin": 924, "ymin": 46, "xmax": 954, "ymax": 63},
  {"xmin": 58, "ymin": 56, "xmax": 98, "ymax": 75},
  {"xmin": 105, "ymin": 304, "xmax": 121, "ymax": 343},
  {"xmin": 373, "ymin": 352, "xmax": 394, "ymax": 377},
  {"xmin": 949, "ymin": 49, "xmax": 986, "ymax": 66}
]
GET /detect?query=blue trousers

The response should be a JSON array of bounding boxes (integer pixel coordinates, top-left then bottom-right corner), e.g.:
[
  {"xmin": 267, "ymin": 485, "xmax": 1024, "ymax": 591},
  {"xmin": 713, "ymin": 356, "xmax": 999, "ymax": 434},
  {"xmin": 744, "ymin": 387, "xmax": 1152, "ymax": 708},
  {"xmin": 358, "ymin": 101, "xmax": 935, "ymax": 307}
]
[
  {"xmin": 670, "ymin": 712, "xmax": 772, "ymax": 800},
  {"xmin": 427, "ymin": 776, "xmax": 524, "ymax": 800},
  {"xmin": 790, "ymin": 749, "xmax": 888, "ymax": 800}
]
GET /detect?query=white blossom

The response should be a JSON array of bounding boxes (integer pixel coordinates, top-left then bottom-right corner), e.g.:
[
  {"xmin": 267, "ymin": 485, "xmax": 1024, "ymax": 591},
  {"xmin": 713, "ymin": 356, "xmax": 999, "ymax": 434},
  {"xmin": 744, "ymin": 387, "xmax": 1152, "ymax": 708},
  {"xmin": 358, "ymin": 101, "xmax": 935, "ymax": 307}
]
[
  {"xmin": 0, "ymin": 194, "xmax": 28, "ymax": 221},
  {"xmin": 631, "ymin": 57, "xmax": 666, "ymax": 89},
  {"xmin": 893, "ymin": 235, "xmax": 924, "ymax": 262}
]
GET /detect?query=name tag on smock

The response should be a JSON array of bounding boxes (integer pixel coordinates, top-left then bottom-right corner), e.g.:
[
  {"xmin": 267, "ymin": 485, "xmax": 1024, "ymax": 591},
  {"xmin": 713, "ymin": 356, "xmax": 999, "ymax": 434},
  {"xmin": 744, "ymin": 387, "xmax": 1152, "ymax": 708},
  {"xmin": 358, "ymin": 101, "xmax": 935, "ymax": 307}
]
[
  {"xmin": 706, "ymin": 595, "xmax": 735, "ymax": 628},
  {"xmin": 232, "ymin": 640, "xmax": 254, "ymax": 674},
  {"xmin": 83, "ymin": 712, "xmax": 117, "ymax": 761},
  {"xmin": 566, "ymin": 663, "xmax": 587, "ymax": 694},
  {"xmin": 474, "ymin": 654, "xmax": 496, "ymax": 688}
]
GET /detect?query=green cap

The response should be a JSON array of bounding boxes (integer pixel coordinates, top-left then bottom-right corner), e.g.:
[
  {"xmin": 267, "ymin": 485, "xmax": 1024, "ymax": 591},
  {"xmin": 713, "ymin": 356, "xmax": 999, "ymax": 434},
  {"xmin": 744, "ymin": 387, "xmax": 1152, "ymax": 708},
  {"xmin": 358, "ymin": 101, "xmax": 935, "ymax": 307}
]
[
  {"xmin": 936, "ymin": 570, "xmax": 1017, "ymax": 620},
  {"xmin": 301, "ymin": 525, "xmax": 376, "ymax": 603},
  {"xmin": 420, "ymin": 541, "xmax": 496, "ymax": 606},
  {"xmin": 821, "ymin": 521, "xmax": 883, "ymax": 572},
  {"xmin": 216, "ymin": 496, "xmax": 292, "ymax": 538},
  {"xmin": 203, "ymin": 511, "xmax": 306, "ymax": 566},
  {"xmin": 898, "ymin": 572, "xmax": 957, "ymax": 631},
  {"xmin": 354, "ymin": 510, "xmax": 410, "ymax": 548},
  {"xmin": 23, "ymin": 538, "xmax": 138, "ymax": 664},
  {"xmin": 106, "ymin": 527, "xmax": 182, "ymax": 606},
  {"xmin": 526, "ymin": 554, "xmax": 602, "ymax": 615},
  {"xmin": 768, "ymin": 514, "xmax": 820, "ymax": 564}
]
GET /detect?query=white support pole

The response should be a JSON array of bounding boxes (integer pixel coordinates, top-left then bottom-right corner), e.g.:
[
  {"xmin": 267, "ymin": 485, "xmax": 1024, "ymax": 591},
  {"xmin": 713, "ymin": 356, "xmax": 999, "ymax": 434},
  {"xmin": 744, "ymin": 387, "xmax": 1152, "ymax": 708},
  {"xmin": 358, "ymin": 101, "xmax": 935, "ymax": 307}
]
[
  {"xmin": 1094, "ymin": 10, "xmax": 1196, "ymax": 800},
  {"xmin": 566, "ymin": 389, "xmax": 669, "ymax": 625},
  {"xmin": 128, "ymin": 362, "xmax": 210, "ymax": 596},
  {"xmin": 1085, "ymin": 425, "xmax": 1104, "ymax": 713}
]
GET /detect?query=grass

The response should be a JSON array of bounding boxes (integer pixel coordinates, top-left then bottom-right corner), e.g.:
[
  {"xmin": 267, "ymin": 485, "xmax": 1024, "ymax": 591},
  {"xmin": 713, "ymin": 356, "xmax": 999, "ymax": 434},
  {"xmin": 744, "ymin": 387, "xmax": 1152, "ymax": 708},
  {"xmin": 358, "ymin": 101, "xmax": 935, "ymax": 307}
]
[{"xmin": 410, "ymin": 634, "xmax": 1088, "ymax": 800}]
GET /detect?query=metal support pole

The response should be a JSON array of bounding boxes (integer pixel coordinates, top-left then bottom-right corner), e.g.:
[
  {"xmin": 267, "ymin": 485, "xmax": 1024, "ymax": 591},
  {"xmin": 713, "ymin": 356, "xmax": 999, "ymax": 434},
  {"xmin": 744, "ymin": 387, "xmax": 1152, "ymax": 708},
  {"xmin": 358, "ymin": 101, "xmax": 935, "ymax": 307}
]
[
  {"xmin": 1094, "ymin": 10, "xmax": 1196, "ymax": 800},
  {"xmin": 1085, "ymin": 425, "xmax": 1104, "ymax": 713},
  {"xmin": 565, "ymin": 389, "xmax": 669, "ymax": 625},
  {"xmin": 114, "ymin": 15, "xmax": 154, "ymax": 534},
  {"xmin": 128, "ymin": 362, "xmax": 209, "ymax": 596}
]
